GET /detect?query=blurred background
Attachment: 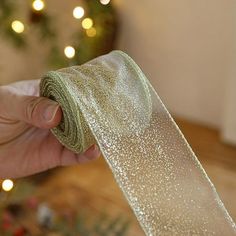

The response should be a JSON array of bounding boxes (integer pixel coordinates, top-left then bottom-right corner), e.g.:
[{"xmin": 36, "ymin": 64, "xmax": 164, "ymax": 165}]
[{"xmin": 0, "ymin": 0, "xmax": 235, "ymax": 235}]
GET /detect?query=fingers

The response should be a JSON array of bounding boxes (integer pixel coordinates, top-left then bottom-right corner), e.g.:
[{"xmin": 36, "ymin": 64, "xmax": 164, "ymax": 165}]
[
  {"xmin": 59, "ymin": 144, "xmax": 101, "ymax": 166},
  {"xmin": 79, "ymin": 144, "xmax": 101, "ymax": 163},
  {"xmin": 17, "ymin": 96, "xmax": 62, "ymax": 129},
  {"xmin": 1, "ymin": 87, "xmax": 62, "ymax": 128}
]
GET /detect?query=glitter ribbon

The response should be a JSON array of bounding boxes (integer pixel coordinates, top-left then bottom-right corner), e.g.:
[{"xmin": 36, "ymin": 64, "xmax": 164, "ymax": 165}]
[{"xmin": 40, "ymin": 51, "xmax": 236, "ymax": 235}]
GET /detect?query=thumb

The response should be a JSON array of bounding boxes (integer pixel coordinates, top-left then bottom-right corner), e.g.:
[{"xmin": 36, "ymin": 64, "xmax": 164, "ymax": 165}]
[
  {"xmin": 19, "ymin": 96, "xmax": 62, "ymax": 129},
  {"xmin": 4, "ymin": 94, "xmax": 62, "ymax": 129},
  {"xmin": 19, "ymin": 96, "xmax": 62, "ymax": 128}
]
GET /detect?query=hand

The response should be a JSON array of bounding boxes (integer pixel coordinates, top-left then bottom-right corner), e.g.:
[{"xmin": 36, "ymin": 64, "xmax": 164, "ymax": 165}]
[{"xmin": 0, "ymin": 79, "xmax": 100, "ymax": 178}]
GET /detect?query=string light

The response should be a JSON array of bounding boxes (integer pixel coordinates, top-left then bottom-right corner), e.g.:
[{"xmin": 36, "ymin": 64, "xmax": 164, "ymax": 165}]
[
  {"xmin": 11, "ymin": 20, "xmax": 25, "ymax": 33},
  {"xmin": 32, "ymin": 0, "xmax": 45, "ymax": 11},
  {"xmin": 86, "ymin": 27, "xmax": 96, "ymax": 37},
  {"xmin": 73, "ymin": 6, "xmax": 84, "ymax": 19},
  {"xmin": 2, "ymin": 179, "xmax": 14, "ymax": 192},
  {"xmin": 64, "ymin": 46, "xmax": 75, "ymax": 58},
  {"xmin": 82, "ymin": 18, "xmax": 93, "ymax": 29},
  {"xmin": 100, "ymin": 0, "xmax": 110, "ymax": 5}
]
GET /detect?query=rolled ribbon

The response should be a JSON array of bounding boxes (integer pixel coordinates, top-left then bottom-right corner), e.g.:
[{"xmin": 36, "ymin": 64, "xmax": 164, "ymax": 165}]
[{"xmin": 40, "ymin": 51, "xmax": 236, "ymax": 235}]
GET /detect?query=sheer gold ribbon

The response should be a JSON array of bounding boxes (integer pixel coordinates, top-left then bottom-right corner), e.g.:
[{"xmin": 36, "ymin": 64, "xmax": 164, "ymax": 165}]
[{"xmin": 40, "ymin": 51, "xmax": 236, "ymax": 235}]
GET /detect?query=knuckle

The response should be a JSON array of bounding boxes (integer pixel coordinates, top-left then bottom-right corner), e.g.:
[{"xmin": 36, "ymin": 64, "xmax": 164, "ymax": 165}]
[{"xmin": 24, "ymin": 97, "xmax": 43, "ymax": 122}]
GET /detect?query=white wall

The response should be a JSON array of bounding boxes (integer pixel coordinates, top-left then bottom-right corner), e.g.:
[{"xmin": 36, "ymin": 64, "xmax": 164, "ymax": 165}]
[
  {"xmin": 114, "ymin": 0, "xmax": 236, "ymax": 129},
  {"xmin": 222, "ymin": 56, "xmax": 236, "ymax": 145}
]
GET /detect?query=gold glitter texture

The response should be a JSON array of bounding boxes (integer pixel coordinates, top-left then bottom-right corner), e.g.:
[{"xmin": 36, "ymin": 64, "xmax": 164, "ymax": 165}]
[{"xmin": 40, "ymin": 51, "xmax": 236, "ymax": 235}]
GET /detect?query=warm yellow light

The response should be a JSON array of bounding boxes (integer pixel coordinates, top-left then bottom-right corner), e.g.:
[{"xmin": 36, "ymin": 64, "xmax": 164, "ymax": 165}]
[
  {"xmin": 82, "ymin": 18, "xmax": 93, "ymax": 29},
  {"xmin": 100, "ymin": 0, "xmax": 110, "ymax": 5},
  {"xmin": 73, "ymin": 6, "xmax": 84, "ymax": 19},
  {"xmin": 32, "ymin": 0, "xmax": 45, "ymax": 11},
  {"xmin": 11, "ymin": 20, "xmax": 25, "ymax": 33},
  {"xmin": 86, "ymin": 27, "xmax": 96, "ymax": 37},
  {"xmin": 64, "ymin": 46, "xmax": 75, "ymax": 58},
  {"xmin": 2, "ymin": 179, "xmax": 14, "ymax": 192}
]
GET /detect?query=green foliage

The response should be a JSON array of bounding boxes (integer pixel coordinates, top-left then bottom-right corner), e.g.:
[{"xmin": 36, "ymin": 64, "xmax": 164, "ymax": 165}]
[
  {"xmin": 0, "ymin": 0, "xmax": 26, "ymax": 47},
  {"xmin": 0, "ymin": 0, "xmax": 117, "ymax": 69},
  {"xmin": 53, "ymin": 212, "xmax": 130, "ymax": 236}
]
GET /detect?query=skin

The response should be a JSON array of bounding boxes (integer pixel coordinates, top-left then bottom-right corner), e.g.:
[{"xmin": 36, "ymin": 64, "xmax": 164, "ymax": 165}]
[{"xmin": 0, "ymin": 79, "xmax": 100, "ymax": 178}]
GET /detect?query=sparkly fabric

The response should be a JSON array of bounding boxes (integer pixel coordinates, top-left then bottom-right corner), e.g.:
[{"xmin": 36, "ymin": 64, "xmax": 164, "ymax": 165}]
[{"xmin": 40, "ymin": 50, "xmax": 236, "ymax": 235}]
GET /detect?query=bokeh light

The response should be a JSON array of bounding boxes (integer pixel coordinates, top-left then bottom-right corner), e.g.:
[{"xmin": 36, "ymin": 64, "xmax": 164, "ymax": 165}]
[
  {"xmin": 73, "ymin": 6, "xmax": 85, "ymax": 19},
  {"xmin": 64, "ymin": 46, "xmax": 75, "ymax": 58},
  {"xmin": 100, "ymin": 0, "xmax": 110, "ymax": 5},
  {"xmin": 32, "ymin": 0, "xmax": 45, "ymax": 11},
  {"xmin": 86, "ymin": 27, "xmax": 97, "ymax": 37},
  {"xmin": 2, "ymin": 179, "xmax": 14, "ymax": 192},
  {"xmin": 82, "ymin": 18, "xmax": 93, "ymax": 29},
  {"xmin": 11, "ymin": 20, "xmax": 25, "ymax": 33}
]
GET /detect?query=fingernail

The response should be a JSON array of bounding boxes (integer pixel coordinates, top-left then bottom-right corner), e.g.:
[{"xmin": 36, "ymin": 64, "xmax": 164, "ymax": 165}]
[
  {"xmin": 92, "ymin": 144, "xmax": 97, "ymax": 151},
  {"xmin": 43, "ymin": 102, "xmax": 59, "ymax": 122},
  {"xmin": 92, "ymin": 144, "xmax": 100, "ymax": 154},
  {"xmin": 85, "ymin": 144, "xmax": 100, "ymax": 160},
  {"xmin": 94, "ymin": 145, "xmax": 101, "ymax": 157}
]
